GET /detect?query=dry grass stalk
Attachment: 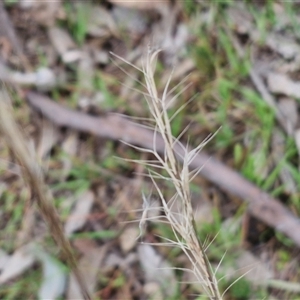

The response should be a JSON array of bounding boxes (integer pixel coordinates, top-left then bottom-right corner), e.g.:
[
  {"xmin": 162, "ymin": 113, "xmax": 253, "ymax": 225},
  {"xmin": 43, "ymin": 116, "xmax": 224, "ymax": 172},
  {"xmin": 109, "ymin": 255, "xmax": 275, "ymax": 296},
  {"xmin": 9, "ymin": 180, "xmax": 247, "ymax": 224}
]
[
  {"xmin": 113, "ymin": 49, "xmax": 222, "ymax": 299},
  {"xmin": 0, "ymin": 87, "xmax": 91, "ymax": 300}
]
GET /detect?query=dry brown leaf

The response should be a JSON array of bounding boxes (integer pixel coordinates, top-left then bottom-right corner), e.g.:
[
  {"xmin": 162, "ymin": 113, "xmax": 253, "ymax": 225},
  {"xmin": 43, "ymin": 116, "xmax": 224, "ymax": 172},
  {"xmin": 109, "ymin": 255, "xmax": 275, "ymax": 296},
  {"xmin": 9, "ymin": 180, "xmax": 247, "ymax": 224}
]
[
  {"xmin": 236, "ymin": 251, "xmax": 273, "ymax": 284},
  {"xmin": 161, "ymin": 58, "xmax": 195, "ymax": 85},
  {"xmin": 112, "ymin": 6, "xmax": 148, "ymax": 35},
  {"xmin": 119, "ymin": 226, "xmax": 139, "ymax": 253},
  {"xmin": 273, "ymin": 2, "xmax": 290, "ymax": 31},
  {"xmin": 104, "ymin": 252, "xmax": 137, "ymax": 272},
  {"xmin": 0, "ymin": 182, "xmax": 7, "ymax": 199},
  {"xmin": 86, "ymin": 4, "xmax": 119, "ymax": 38},
  {"xmin": 60, "ymin": 131, "xmax": 78, "ymax": 180},
  {"xmin": 90, "ymin": 49, "xmax": 109, "ymax": 65},
  {"xmin": 67, "ymin": 245, "xmax": 107, "ymax": 299},
  {"xmin": 215, "ymin": 249, "xmax": 273, "ymax": 291},
  {"xmin": 108, "ymin": 0, "xmax": 170, "ymax": 12},
  {"xmin": 0, "ymin": 1, "xmax": 24, "ymax": 61},
  {"xmin": 77, "ymin": 51, "xmax": 95, "ymax": 92},
  {"xmin": 16, "ymin": 205, "xmax": 36, "ymax": 248},
  {"xmin": 37, "ymin": 251, "xmax": 66, "ymax": 300},
  {"xmin": 0, "ymin": 60, "xmax": 52, "ymax": 88},
  {"xmin": 9, "ymin": 67, "xmax": 56, "ymax": 91},
  {"xmin": 267, "ymin": 72, "xmax": 300, "ymax": 98},
  {"xmin": 226, "ymin": 4, "xmax": 253, "ymax": 34},
  {"xmin": 272, "ymin": 130, "xmax": 297, "ymax": 194},
  {"xmin": 48, "ymin": 27, "xmax": 75, "ymax": 54},
  {"xmin": 0, "ymin": 244, "xmax": 36, "ymax": 284},
  {"xmin": 294, "ymin": 129, "xmax": 300, "ymax": 160},
  {"xmin": 265, "ymin": 34, "xmax": 300, "ymax": 60},
  {"xmin": 143, "ymin": 282, "xmax": 163, "ymax": 300},
  {"xmin": 193, "ymin": 199, "xmax": 214, "ymax": 225},
  {"xmin": 138, "ymin": 244, "xmax": 177, "ymax": 298},
  {"xmin": 61, "ymin": 131, "xmax": 78, "ymax": 156},
  {"xmin": 115, "ymin": 282, "xmax": 133, "ymax": 300},
  {"xmin": 28, "ymin": 1, "xmax": 62, "ymax": 27},
  {"xmin": 64, "ymin": 190, "xmax": 94, "ymax": 236},
  {"xmin": 37, "ymin": 119, "xmax": 59, "ymax": 160},
  {"xmin": 228, "ymin": 4, "xmax": 300, "ymax": 61},
  {"xmin": 48, "ymin": 27, "xmax": 81, "ymax": 64},
  {"xmin": 277, "ymin": 98, "xmax": 298, "ymax": 134},
  {"xmin": 0, "ymin": 249, "xmax": 9, "ymax": 270},
  {"xmin": 151, "ymin": 6, "xmax": 189, "ymax": 65}
]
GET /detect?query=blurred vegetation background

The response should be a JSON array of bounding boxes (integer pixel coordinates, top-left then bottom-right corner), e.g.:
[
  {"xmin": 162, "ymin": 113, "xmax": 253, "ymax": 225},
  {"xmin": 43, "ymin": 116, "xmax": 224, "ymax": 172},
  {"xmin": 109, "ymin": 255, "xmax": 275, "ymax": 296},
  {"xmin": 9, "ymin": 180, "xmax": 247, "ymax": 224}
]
[{"xmin": 0, "ymin": 0, "xmax": 300, "ymax": 299}]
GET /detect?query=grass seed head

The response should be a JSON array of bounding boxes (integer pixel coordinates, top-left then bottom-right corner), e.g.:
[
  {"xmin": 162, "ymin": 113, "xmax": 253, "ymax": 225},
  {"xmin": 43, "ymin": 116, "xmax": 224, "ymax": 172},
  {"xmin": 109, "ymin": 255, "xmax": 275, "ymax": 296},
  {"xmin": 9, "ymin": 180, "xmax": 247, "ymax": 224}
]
[{"xmin": 124, "ymin": 48, "xmax": 222, "ymax": 299}]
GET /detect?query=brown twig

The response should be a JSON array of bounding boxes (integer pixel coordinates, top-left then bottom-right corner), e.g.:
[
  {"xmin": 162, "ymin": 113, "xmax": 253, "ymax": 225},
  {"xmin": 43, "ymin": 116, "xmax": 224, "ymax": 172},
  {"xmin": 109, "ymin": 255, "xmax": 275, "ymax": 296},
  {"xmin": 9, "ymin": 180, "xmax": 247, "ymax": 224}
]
[
  {"xmin": 0, "ymin": 88, "xmax": 91, "ymax": 300},
  {"xmin": 25, "ymin": 91, "xmax": 300, "ymax": 247}
]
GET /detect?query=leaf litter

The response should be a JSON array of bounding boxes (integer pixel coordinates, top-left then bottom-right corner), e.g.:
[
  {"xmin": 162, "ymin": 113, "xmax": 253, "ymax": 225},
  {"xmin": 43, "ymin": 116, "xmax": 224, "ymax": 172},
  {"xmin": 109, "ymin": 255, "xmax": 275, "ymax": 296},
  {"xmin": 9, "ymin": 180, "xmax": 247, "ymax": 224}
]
[
  {"xmin": 0, "ymin": 243, "xmax": 36, "ymax": 284},
  {"xmin": 37, "ymin": 250, "xmax": 67, "ymax": 300},
  {"xmin": 64, "ymin": 190, "xmax": 95, "ymax": 236},
  {"xmin": 67, "ymin": 240, "xmax": 107, "ymax": 299}
]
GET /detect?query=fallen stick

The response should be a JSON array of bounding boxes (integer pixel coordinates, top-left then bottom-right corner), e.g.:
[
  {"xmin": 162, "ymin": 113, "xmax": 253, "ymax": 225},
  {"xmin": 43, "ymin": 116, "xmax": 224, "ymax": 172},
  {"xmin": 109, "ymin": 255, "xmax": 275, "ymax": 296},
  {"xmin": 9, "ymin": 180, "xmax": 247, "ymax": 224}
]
[{"xmin": 26, "ymin": 91, "xmax": 300, "ymax": 247}]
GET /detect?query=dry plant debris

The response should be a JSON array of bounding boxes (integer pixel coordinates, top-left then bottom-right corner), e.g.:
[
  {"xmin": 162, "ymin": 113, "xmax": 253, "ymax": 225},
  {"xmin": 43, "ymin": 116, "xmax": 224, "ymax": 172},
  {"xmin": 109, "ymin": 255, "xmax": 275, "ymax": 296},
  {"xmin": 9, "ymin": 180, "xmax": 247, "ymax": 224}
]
[
  {"xmin": 1, "ymin": 1, "xmax": 300, "ymax": 299},
  {"xmin": 0, "ymin": 89, "xmax": 91, "ymax": 300},
  {"xmin": 25, "ymin": 90, "xmax": 300, "ymax": 247}
]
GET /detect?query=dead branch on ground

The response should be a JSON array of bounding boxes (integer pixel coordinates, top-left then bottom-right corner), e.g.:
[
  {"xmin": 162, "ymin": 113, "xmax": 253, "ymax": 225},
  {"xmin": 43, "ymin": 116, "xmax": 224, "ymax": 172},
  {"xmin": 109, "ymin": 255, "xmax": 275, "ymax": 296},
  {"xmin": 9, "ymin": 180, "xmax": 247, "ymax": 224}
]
[{"xmin": 26, "ymin": 91, "xmax": 300, "ymax": 247}]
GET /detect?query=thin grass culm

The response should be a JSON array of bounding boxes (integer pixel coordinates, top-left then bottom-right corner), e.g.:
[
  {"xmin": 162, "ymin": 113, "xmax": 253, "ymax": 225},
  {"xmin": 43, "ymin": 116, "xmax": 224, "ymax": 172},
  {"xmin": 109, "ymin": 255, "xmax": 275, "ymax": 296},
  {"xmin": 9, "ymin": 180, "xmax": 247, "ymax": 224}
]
[
  {"xmin": 0, "ymin": 86, "xmax": 91, "ymax": 300},
  {"xmin": 113, "ymin": 49, "xmax": 222, "ymax": 299}
]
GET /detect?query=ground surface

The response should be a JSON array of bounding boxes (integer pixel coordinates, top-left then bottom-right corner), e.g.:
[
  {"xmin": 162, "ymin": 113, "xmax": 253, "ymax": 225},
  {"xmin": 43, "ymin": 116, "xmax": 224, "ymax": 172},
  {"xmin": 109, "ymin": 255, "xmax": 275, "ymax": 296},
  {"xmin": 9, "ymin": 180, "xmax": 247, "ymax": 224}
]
[{"xmin": 0, "ymin": 1, "xmax": 300, "ymax": 299}]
